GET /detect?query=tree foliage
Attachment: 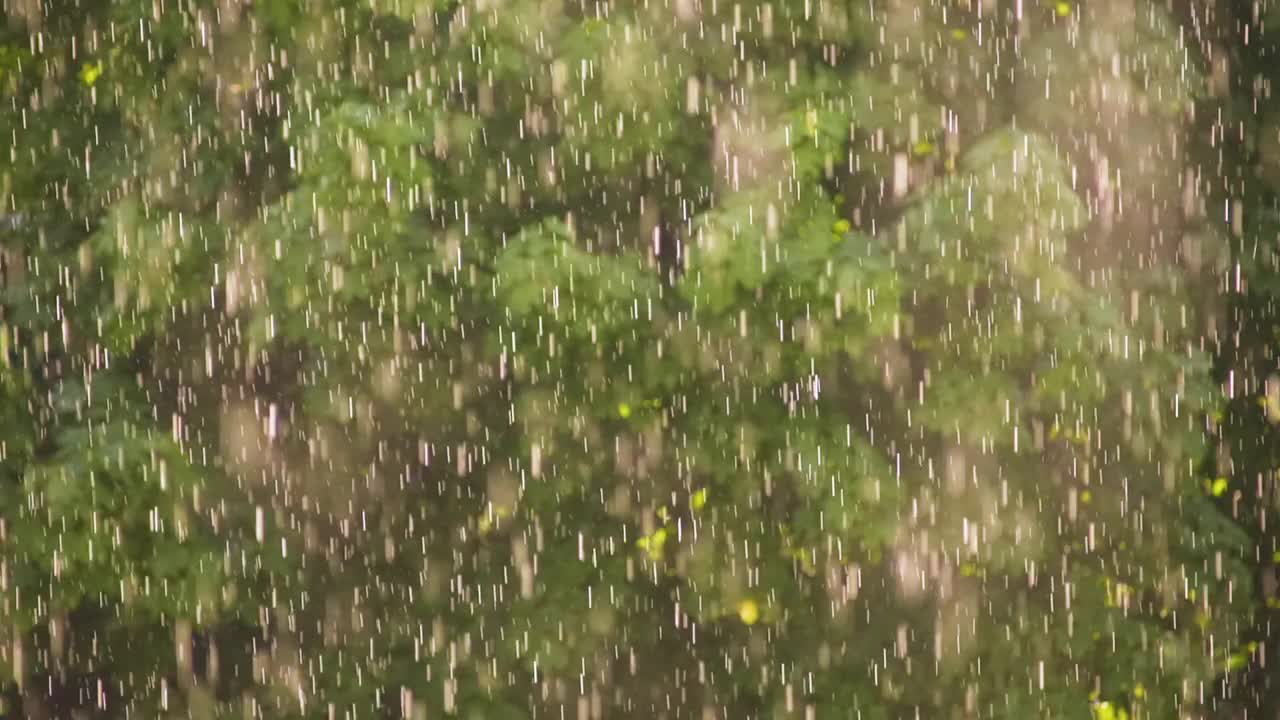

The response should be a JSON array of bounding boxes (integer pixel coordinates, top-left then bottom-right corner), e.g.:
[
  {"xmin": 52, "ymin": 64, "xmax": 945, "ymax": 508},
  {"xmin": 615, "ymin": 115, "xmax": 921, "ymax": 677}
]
[{"xmin": 0, "ymin": 0, "xmax": 1266, "ymax": 718}]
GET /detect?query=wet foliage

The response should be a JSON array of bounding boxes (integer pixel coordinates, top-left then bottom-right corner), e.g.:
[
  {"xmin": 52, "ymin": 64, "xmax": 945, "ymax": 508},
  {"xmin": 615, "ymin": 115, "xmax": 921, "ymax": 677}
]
[{"xmin": 1, "ymin": 0, "xmax": 1279, "ymax": 718}]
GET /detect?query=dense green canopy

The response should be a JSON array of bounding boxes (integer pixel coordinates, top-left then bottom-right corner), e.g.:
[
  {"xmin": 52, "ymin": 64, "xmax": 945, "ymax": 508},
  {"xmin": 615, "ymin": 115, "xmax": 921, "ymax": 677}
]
[{"xmin": 1, "ymin": 0, "xmax": 1277, "ymax": 718}]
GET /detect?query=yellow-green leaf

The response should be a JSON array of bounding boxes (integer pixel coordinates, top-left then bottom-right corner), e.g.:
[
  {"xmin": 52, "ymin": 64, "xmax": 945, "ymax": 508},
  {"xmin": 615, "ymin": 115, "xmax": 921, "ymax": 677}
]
[
  {"xmin": 79, "ymin": 61, "xmax": 103, "ymax": 87},
  {"xmin": 691, "ymin": 488, "xmax": 708, "ymax": 511}
]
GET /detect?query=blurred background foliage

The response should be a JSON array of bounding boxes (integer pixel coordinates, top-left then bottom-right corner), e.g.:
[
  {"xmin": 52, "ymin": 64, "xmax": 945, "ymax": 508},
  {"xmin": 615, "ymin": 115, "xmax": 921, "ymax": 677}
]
[{"xmin": 0, "ymin": 0, "xmax": 1278, "ymax": 718}]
